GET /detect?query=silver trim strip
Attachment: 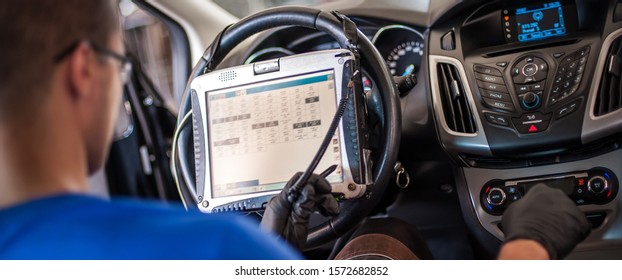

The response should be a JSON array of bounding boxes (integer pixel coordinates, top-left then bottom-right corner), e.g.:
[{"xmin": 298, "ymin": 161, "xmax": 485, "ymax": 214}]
[
  {"xmin": 429, "ymin": 55, "xmax": 492, "ymax": 156},
  {"xmin": 371, "ymin": 24, "xmax": 424, "ymax": 44},
  {"xmin": 582, "ymin": 28, "xmax": 622, "ymax": 144}
]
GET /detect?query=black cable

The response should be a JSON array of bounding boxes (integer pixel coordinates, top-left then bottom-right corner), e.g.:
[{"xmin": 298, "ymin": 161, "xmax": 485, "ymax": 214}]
[{"xmin": 287, "ymin": 70, "xmax": 360, "ymax": 203}]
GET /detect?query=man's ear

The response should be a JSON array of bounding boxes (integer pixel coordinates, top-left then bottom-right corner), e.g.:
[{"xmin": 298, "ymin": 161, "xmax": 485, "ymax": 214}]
[{"xmin": 67, "ymin": 42, "xmax": 94, "ymax": 101}]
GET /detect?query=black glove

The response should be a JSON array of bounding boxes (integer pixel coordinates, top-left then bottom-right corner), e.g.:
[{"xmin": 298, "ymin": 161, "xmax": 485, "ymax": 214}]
[
  {"xmin": 502, "ymin": 184, "xmax": 592, "ymax": 259},
  {"xmin": 260, "ymin": 172, "xmax": 340, "ymax": 250}
]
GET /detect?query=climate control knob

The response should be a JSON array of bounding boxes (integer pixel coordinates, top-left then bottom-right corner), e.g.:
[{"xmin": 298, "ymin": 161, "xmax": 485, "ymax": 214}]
[
  {"xmin": 521, "ymin": 92, "xmax": 540, "ymax": 109},
  {"xmin": 588, "ymin": 176, "xmax": 608, "ymax": 194},
  {"xmin": 487, "ymin": 187, "xmax": 507, "ymax": 206}
]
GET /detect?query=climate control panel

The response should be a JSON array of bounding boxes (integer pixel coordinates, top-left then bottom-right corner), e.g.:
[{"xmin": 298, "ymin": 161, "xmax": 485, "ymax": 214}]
[{"xmin": 480, "ymin": 168, "xmax": 619, "ymax": 215}]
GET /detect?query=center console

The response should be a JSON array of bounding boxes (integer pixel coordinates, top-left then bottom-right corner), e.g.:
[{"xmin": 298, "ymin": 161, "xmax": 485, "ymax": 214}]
[{"xmin": 427, "ymin": 0, "xmax": 622, "ymax": 258}]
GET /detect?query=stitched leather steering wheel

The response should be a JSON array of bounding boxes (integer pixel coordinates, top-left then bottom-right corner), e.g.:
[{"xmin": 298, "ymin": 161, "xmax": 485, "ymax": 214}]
[{"xmin": 174, "ymin": 6, "xmax": 401, "ymax": 249}]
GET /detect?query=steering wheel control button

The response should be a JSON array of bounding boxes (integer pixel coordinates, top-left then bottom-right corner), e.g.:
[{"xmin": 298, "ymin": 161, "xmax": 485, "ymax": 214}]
[
  {"xmin": 512, "ymin": 112, "xmax": 552, "ymax": 134},
  {"xmin": 483, "ymin": 98, "xmax": 515, "ymax": 112},
  {"xmin": 481, "ymin": 90, "xmax": 512, "ymax": 102},
  {"xmin": 477, "ymin": 80, "xmax": 508, "ymax": 93},
  {"xmin": 474, "ymin": 65, "xmax": 502, "ymax": 76},
  {"xmin": 588, "ymin": 176, "xmax": 608, "ymax": 194},
  {"xmin": 487, "ymin": 188, "xmax": 507, "ymax": 206},
  {"xmin": 556, "ymin": 99, "xmax": 581, "ymax": 119},
  {"xmin": 475, "ymin": 73, "xmax": 504, "ymax": 84},
  {"xmin": 485, "ymin": 113, "xmax": 509, "ymax": 126}
]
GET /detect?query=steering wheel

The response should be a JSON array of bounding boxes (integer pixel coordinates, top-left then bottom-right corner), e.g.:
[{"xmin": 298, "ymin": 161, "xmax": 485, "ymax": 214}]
[{"xmin": 174, "ymin": 6, "xmax": 401, "ymax": 249}]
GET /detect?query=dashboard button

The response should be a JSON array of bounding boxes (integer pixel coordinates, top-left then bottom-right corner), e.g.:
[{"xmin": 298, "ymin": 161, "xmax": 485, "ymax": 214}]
[
  {"xmin": 577, "ymin": 64, "xmax": 585, "ymax": 74},
  {"xmin": 512, "ymin": 112, "xmax": 552, "ymax": 134},
  {"xmin": 532, "ymin": 82, "xmax": 544, "ymax": 90},
  {"xmin": 496, "ymin": 62, "xmax": 508, "ymax": 67},
  {"xmin": 475, "ymin": 72, "xmax": 504, "ymax": 84},
  {"xmin": 514, "ymin": 120, "xmax": 551, "ymax": 134},
  {"xmin": 481, "ymin": 89, "xmax": 512, "ymax": 102},
  {"xmin": 520, "ymin": 92, "xmax": 541, "ymax": 110},
  {"xmin": 562, "ymin": 55, "xmax": 574, "ymax": 64},
  {"xmin": 556, "ymin": 99, "xmax": 581, "ymax": 119},
  {"xmin": 483, "ymin": 98, "xmax": 515, "ymax": 111},
  {"xmin": 524, "ymin": 76, "xmax": 536, "ymax": 83},
  {"xmin": 522, "ymin": 63, "xmax": 539, "ymax": 76},
  {"xmin": 506, "ymin": 186, "xmax": 518, "ymax": 194},
  {"xmin": 487, "ymin": 188, "xmax": 507, "ymax": 206},
  {"xmin": 551, "ymin": 85, "xmax": 561, "ymax": 94},
  {"xmin": 474, "ymin": 65, "xmax": 502, "ymax": 76},
  {"xmin": 516, "ymin": 84, "xmax": 530, "ymax": 93},
  {"xmin": 578, "ymin": 46, "xmax": 590, "ymax": 57},
  {"xmin": 484, "ymin": 113, "xmax": 509, "ymax": 126},
  {"xmin": 588, "ymin": 176, "xmax": 608, "ymax": 194},
  {"xmin": 441, "ymin": 30, "xmax": 456, "ymax": 50},
  {"xmin": 477, "ymin": 80, "xmax": 509, "ymax": 93},
  {"xmin": 550, "ymin": 94, "xmax": 560, "ymax": 104}
]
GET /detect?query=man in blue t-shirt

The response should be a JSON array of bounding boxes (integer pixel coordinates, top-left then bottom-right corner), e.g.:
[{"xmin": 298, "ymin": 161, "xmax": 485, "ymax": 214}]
[{"xmin": 0, "ymin": 0, "xmax": 304, "ymax": 260}]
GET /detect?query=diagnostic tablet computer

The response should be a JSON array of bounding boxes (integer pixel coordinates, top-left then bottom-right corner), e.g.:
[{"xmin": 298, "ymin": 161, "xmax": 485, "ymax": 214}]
[{"xmin": 189, "ymin": 49, "xmax": 370, "ymax": 213}]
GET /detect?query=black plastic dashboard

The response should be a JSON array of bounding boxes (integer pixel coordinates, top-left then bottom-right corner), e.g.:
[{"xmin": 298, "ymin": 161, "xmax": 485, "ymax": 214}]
[
  {"xmin": 428, "ymin": 0, "xmax": 621, "ymax": 160},
  {"xmin": 240, "ymin": 17, "xmax": 426, "ymax": 78}
]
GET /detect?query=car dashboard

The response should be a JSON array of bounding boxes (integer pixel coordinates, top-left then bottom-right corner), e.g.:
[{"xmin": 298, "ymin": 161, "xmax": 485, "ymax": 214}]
[{"xmin": 213, "ymin": 0, "xmax": 622, "ymax": 259}]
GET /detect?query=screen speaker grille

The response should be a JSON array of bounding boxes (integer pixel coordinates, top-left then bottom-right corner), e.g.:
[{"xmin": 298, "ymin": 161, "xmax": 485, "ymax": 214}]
[{"xmin": 218, "ymin": 71, "xmax": 237, "ymax": 82}]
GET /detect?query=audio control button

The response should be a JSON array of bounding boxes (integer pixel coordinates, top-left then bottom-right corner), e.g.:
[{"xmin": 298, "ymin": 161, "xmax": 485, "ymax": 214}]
[
  {"xmin": 487, "ymin": 188, "xmax": 507, "ymax": 206},
  {"xmin": 588, "ymin": 176, "xmax": 608, "ymax": 194},
  {"xmin": 522, "ymin": 63, "xmax": 539, "ymax": 76}
]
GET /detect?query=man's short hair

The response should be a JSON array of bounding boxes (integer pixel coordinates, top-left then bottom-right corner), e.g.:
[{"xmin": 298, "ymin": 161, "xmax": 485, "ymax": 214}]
[{"xmin": 0, "ymin": 0, "xmax": 119, "ymax": 119}]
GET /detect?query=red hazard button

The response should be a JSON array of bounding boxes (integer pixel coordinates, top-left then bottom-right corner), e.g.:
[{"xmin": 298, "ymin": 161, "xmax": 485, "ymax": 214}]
[
  {"xmin": 528, "ymin": 125, "xmax": 538, "ymax": 132},
  {"xmin": 511, "ymin": 112, "xmax": 552, "ymax": 134}
]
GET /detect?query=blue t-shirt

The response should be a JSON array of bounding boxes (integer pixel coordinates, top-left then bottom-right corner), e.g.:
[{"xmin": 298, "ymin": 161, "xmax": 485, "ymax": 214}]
[{"xmin": 0, "ymin": 194, "xmax": 302, "ymax": 260}]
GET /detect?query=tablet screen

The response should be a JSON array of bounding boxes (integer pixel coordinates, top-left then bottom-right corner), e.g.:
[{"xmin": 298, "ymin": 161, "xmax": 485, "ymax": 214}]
[{"xmin": 206, "ymin": 70, "xmax": 344, "ymax": 198}]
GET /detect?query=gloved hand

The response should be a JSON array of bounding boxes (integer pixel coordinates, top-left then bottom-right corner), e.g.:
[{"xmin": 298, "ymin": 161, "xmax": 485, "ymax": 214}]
[
  {"xmin": 261, "ymin": 172, "xmax": 340, "ymax": 250},
  {"xmin": 502, "ymin": 184, "xmax": 592, "ymax": 259}
]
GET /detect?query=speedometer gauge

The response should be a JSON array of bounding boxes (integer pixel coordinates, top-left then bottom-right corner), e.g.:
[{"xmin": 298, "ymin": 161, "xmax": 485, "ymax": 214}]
[
  {"xmin": 372, "ymin": 25, "xmax": 425, "ymax": 77},
  {"xmin": 387, "ymin": 40, "xmax": 424, "ymax": 76}
]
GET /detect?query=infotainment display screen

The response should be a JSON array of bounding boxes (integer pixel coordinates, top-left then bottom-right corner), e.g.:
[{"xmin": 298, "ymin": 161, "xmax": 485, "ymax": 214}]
[
  {"xmin": 206, "ymin": 70, "xmax": 344, "ymax": 198},
  {"xmin": 503, "ymin": 1, "xmax": 578, "ymax": 43}
]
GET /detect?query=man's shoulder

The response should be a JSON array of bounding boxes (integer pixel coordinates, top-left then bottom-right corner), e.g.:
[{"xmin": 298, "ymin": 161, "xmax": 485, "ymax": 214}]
[{"xmin": 0, "ymin": 194, "xmax": 301, "ymax": 259}]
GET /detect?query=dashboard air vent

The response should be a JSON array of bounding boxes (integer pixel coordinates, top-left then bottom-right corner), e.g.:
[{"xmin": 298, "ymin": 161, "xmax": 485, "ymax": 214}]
[
  {"xmin": 595, "ymin": 36, "xmax": 622, "ymax": 116},
  {"xmin": 437, "ymin": 63, "xmax": 476, "ymax": 133}
]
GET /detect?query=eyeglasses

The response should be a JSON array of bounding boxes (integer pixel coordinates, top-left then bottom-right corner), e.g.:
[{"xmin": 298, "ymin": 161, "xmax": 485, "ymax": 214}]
[{"xmin": 54, "ymin": 41, "xmax": 133, "ymax": 84}]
